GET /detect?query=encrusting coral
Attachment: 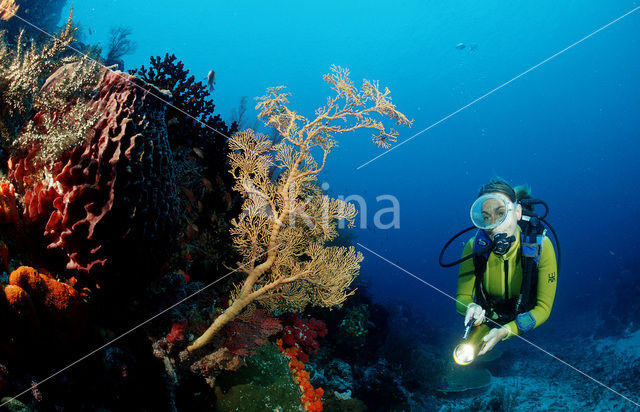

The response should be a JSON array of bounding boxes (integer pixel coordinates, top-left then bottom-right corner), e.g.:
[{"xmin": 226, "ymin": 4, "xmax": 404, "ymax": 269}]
[{"xmin": 186, "ymin": 65, "xmax": 412, "ymax": 352}]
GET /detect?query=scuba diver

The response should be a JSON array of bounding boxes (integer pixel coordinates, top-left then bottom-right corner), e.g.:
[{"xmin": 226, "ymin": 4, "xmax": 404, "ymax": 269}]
[{"xmin": 440, "ymin": 179, "xmax": 559, "ymax": 361}]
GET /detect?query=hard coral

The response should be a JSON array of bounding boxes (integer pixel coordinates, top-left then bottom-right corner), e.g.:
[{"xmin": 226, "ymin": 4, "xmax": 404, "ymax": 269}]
[
  {"xmin": 9, "ymin": 65, "xmax": 180, "ymax": 282},
  {"xmin": 129, "ymin": 53, "xmax": 235, "ymax": 154}
]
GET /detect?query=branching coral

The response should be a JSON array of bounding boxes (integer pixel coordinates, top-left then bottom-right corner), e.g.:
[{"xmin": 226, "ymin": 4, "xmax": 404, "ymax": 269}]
[
  {"xmin": 105, "ymin": 27, "xmax": 134, "ymax": 59},
  {"xmin": 104, "ymin": 26, "xmax": 136, "ymax": 69},
  {"xmin": 10, "ymin": 58, "xmax": 103, "ymax": 168},
  {"xmin": 186, "ymin": 66, "xmax": 411, "ymax": 352},
  {"xmin": 0, "ymin": 0, "xmax": 18, "ymax": 21},
  {"xmin": 0, "ymin": 11, "xmax": 78, "ymax": 144},
  {"xmin": 129, "ymin": 53, "xmax": 235, "ymax": 154},
  {"xmin": 131, "ymin": 54, "xmax": 240, "ymax": 275}
]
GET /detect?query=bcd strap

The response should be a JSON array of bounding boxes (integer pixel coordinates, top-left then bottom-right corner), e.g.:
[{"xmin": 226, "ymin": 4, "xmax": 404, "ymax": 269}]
[
  {"xmin": 472, "ymin": 222, "xmax": 545, "ymax": 324},
  {"xmin": 515, "ymin": 219, "xmax": 545, "ymax": 313}
]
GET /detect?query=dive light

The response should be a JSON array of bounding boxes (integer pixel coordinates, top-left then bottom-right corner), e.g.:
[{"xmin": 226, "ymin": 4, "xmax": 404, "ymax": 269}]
[{"xmin": 453, "ymin": 323, "xmax": 490, "ymax": 366}]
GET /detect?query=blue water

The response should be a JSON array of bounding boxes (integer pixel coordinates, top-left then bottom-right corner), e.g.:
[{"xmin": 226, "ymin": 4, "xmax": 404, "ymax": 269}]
[
  {"xmin": 61, "ymin": 0, "xmax": 640, "ymax": 407},
  {"xmin": 64, "ymin": 0, "xmax": 640, "ymax": 319}
]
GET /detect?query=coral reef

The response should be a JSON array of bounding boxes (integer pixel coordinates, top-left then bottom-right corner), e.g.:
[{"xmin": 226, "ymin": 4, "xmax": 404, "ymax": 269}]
[
  {"xmin": 0, "ymin": 13, "xmax": 77, "ymax": 146},
  {"xmin": 130, "ymin": 53, "xmax": 241, "ymax": 280},
  {"xmin": 189, "ymin": 347, "xmax": 245, "ymax": 388},
  {"xmin": 103, "ymin": 26, "xmax": 136, "ymax": 70},
  {"xmin": 353, "ymin": 359, "xmax": 411, "ymax": 410},
  {"xmin": 214, "ymin": 342, "xmax": 302, "ymax": 412},
  {"xmin": 129, "ymin": 53, "xmax": 235, "ymax": 157},
  {"xmin": 187, "ymin": 66, "xmax": 411, "ymax": 352},
  {"xmin": 9, "ymin": 64, "xmax": 180, "ymax": 283},
  {"xmin": 0, "ymin": 182, "xmax": 18, "ymax": 225},
  {"xmin": 222, "ymin": 306, "xmax": 282, "ymax": 357},
  {"xmin": 338, "ymin": 303, "xmax": 370, "ymax": 348}
]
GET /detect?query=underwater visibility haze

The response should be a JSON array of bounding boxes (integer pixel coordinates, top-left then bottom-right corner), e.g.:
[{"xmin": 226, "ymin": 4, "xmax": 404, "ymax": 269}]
[{"xmin": 0, "ymin": 0, "xmax": 640, "ymax": 410}]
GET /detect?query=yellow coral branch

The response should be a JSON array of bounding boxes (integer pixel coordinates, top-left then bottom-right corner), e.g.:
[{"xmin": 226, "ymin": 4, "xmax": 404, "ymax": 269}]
[
  {"xmin": 0, "ymin": 0, "xmax": 18, "ymax": 21},
  {"xmin": 186, "ymin": 67, "xmax": 411, "ymax": 353}
]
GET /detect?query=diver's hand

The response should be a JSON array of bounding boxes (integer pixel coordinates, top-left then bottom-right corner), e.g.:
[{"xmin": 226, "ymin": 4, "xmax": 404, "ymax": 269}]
[
  {"xmin": 478, "ymin": 327, "xmax": 509, "ymax": 356},
  {"xmin": 464, "ymin": 303, "xmax": 485, "ymax": 327}
]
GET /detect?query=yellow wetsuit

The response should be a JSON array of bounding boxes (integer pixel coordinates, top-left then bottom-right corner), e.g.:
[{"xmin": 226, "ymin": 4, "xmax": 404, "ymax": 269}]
[{"xmin": 456, "ymin": 228, "xmax": 558, "ymax": 339}]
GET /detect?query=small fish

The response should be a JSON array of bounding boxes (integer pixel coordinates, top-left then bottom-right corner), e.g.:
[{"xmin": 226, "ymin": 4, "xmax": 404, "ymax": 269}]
[
  {"xmin": 186, "ymin": 223, "xmax": 199, "ymax": 240},
  {"xmin": 202, "ymin": 177, "xmax": 213, "ymax": 191},
  {"xmin": 193, "ymin": 147, "xmax": 204, "ymax": 159},
  {"xmin": 180, "ymin": 186, "xmax": 196, "ymax": 203},
  {"xmin": 207, "ymin": 69, "xmax": 216, "ymax": 92},
  {"xmin": 167, "ymin": 117, "xmax": 179, "ymax": 126},
  {"xmin": 456, "ymin": 42, "xmax": 466, "ymax": 50}
]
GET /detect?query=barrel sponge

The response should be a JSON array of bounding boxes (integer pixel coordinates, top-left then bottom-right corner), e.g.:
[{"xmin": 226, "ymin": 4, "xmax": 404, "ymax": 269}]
[{"xmin": 9, "ymin": 65, "xmax": 180, "ymax": 281}]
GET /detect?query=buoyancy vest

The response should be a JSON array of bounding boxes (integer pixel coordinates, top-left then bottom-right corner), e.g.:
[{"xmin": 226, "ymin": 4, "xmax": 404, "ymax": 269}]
[{"xmin": 472, "ymin": 217, "xmax": 546, "ymax": 325}]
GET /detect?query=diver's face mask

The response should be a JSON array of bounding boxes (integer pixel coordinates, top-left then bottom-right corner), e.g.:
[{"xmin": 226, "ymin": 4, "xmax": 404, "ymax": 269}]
[
  {"xmin": 470, "ymin": 194, "xmax": 518, "ymax": 255},
  {"xmin": 470, "ymin": 194, "xmax": 516, "ymax": 230}
]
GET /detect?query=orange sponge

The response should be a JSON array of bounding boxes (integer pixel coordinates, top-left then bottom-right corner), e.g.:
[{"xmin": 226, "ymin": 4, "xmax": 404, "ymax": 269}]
[{"xmin": 8, "ymin": 266, "xmax": 88, "ymax": 343}]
